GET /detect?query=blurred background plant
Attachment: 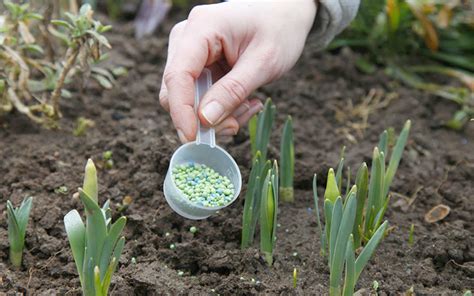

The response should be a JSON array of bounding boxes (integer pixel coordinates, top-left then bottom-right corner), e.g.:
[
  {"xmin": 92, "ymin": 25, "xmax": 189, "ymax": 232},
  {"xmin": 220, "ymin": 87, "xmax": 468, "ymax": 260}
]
[
  {"xmin": 330, "ymin": 0, "xmax": 474, "ymax": 130},
  {"xmin": 0, "ymin": 1, "xmax": 120, "ymax": 128}
]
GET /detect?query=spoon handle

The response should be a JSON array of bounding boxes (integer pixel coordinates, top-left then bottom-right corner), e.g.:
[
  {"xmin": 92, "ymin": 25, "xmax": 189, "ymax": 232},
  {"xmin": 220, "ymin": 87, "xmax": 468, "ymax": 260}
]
[{"xmin": 194, "ymin": 68, "xmax": 216, "ymax": 148}]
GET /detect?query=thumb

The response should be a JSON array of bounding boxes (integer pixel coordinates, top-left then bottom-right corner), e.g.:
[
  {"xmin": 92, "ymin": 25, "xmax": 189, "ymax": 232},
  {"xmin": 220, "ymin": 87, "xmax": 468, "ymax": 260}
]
[{"xmin": 198, "ymin": 51, "xmax": 275, "ymax": 126}]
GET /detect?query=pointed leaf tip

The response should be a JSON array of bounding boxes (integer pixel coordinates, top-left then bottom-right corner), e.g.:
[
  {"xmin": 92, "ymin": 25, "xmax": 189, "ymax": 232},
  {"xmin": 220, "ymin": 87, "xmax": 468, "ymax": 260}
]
[
  {"xmin": 83, "ymin": 159, "xmax": 98, "ymax": 203},
  {"xmin": 324, "ymin": 168, "xmax": 340, "ymax": 203}
]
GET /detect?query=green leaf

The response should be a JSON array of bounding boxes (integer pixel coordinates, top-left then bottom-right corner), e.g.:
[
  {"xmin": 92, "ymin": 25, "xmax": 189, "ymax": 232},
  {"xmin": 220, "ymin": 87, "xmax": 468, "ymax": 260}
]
[
  {"xmin": 355, "ymin": 221, "xmax": 388, "ymax": 281},
  {"xmin": 335, "ymin": 147, "xmax": 345, "ymax": 192},
  {"xmin": 93, "ymin": 266, "xmax": 102, "ymax": 295},
  {"xmin": 378, "ymin": 130, "xmax": 388, "ymax": 157},
  {"xmin": 16, "ymin": 197, "xmax": 33, "ymax": 234},
  {"xmin": 330, "ymin": 193, "xmax": 356, "ymax": 294},
  {"xmin": 99, "ymin": 217, "xmax": 126, "ymax": 279},
  {"xmin": 329, "ymin": 197, "xmax": 343, "ymax": 267},
  {"xmin": 102, "ymin": 257, "xmax": 117, "ymax": 295},
  {"xmin": 86, "ymin": 29, "xmax": 111, "ymax": 48},
  {"xmin": 80, "ymin": 189, "xmax": 107, "ymax": 284},
  {"xmin": 364, "ymin": 147, "xmax": 383, "ymax": 236},
  {"xmin": 111, "ymin": 237, "xmax": 125, "ymax": 272},
  {"xmin": 260, "ymin": 168, "xmax": 276, "ymax": 265},
  {"xmin": 93, "ymin": 74, "xmax": 113, "ymax": 89},
  {"xmin": 280, "ymin": 116, "xmax": 294, "ymax": 202},
  {"xmin": 111, "ymin": 66, "xmax": 127, "ymax": 77},
  {"xmin": 98, "ymin": 25, "xmax": 112, "ymax": 33},
  {"xmin": 25, "ymin": 12, "xmax": 43, "ymax": 20},
  {"xmin": 21, "ymin": 44, "xmax": 44, "ymax": 54},
  {"xmin": 83, "ymin": 159, "xmax": 98, "ymax": 203},
  {"xmin": 249, "ymin": 115, "xmax": 258, "ymax": 157},
  {"xmin": 64, "ymin": 210, "xmax": 86, "ymax": 284},
  {"xmin": 353, "ymin": 163, "xmax": 368, "ymax": 248},
  {"xmin": 372, "ymin": 196, "xmax": 390, "ymax": 231},
  {"xmin": 7, "ymin": 201, "xmax": 22, "ymax": 267},
  {"xmin": 324, "ymin": 199, "xmax": 334, "ymax": 256},
  {"xmin": 7, "ymin": 197, "xmax": 32, "ymax": 267},
  {"xmin": 383, "ymin": 120, "xmax": 411, "ymax": 197},
  {"xmin": 241, "ymin": 152, "xmax": 262, "ymax": 249},
  {"xmin": 51, "ymin": 20, "xmax": 74, "ymax": 30},
  {"xmin": 344, "ymin": 168, "xmax": 352, "ymax": 199},
  {"xmin": 255, "ymin": 98, "xmax": 275, "ymax": 160},
  {"xmin": 83, "ymin": 256, "xmax": 95, "ymax": 295},
  {"xmin": 313, "ymin": 174, "xmax": 326, "ymax": 255},
  {"xmin": 48, "ymin": 26, "xmax": 70, "ymax": 46},
  {"xmin": 343, "ymin": 235, "xmax": 356, "ymax": 296},
  {"xmin": 324, "ymin": 168, "xmax": 340, "ymax": 204},
  {"xmin": 271, "ymin": 160, "xmax": 279, "ymax": 244}
]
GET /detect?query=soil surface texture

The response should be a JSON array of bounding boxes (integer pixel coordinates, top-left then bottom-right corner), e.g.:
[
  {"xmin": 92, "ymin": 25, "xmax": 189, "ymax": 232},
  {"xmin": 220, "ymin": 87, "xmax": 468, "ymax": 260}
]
[{"xmin": 1, "ymin": 9, "xmax": 473, "ymax": 296}]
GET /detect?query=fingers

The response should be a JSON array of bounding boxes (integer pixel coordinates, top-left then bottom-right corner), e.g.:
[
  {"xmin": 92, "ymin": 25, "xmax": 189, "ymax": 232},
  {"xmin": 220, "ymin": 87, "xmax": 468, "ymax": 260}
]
[
  {"xmin": 159, "ymin": 21, "xmax": 186, "ymax": 113},
  {"xmin": 236, "ymin": 99, "xmax": 263, "ymax": 127},
  {"xmin": 160, "ymin": 8, "xmax": 233, "ymax": 142},
  {"xmin": 198, "ymin": 49, "xmax": 275, "ymax": 127},
  {"xmin": 214, "ymin": 98, "xmax": 263, "ymax": 136}
]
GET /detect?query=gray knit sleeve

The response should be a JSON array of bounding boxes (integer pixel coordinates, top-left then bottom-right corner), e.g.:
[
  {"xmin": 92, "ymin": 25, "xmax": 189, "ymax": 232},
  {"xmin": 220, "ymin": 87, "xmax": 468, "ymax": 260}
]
[{"xmin": 312, "ymin": 0, "xmax": 360, "ymax": 50}]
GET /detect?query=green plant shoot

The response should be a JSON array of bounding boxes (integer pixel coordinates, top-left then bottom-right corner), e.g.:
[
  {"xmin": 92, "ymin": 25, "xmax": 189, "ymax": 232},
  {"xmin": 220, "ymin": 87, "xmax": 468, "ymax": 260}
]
[
  {"xmin": 338, "ymin": 120, "xmax": 411, "ymax": 248},
  {"xmin": 314, "ymin": 180, "xmax": 389, "ymax": 296},
  {"xmin": 6, "ymin": 196, "xmax": 33, "ymax": 268},
  {"xmin": 313, "ymin": 174, "xmax": 326, "ymax": 256},
  {"xmin": 64, "ymin": 159, "xmax": 126, "ymax": 296},
  {"xmin": 249, "ymin": 98, "xmax": 275, "ymax": 160},
  {"xmin": 280, "ymin": 116, "xmax": 294, "ymax": 202},
  {"xmin": 260, "ymin": 161, "xmax": 279, "ymax": 266},
  {"xmin": 241, "ymin": 152, "xmax": 271, "ymax": 249},
  {"xmin": 408, "ymin": 223, "xmax": 415, "ymax": 246}
]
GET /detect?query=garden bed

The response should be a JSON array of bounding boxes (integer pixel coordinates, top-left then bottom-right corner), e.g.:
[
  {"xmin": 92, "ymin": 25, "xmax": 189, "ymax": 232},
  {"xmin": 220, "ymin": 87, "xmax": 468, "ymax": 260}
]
[{"xmin": 0, "ymin": 12, "xmax": 473, "ymax": 296}]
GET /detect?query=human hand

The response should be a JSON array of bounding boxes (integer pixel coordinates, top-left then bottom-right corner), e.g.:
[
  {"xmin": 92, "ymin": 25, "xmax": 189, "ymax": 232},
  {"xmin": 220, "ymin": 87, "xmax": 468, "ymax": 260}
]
[{"xmin": 160, "ymin": 0, "xmax": 317, "ymax": 143}]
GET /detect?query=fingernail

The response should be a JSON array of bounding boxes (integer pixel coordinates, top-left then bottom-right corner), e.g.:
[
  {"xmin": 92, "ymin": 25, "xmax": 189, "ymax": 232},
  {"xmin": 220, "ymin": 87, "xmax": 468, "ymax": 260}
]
[
  {"xmin": 233, "ymin": 102, "xmax": 250, "ymax": 117},
  {"xmin": 177, "ymin": 129, "xmax": 188, "ymax": 143},
  {"xmin": 201, "ymin": 101, "xmax": 225, "ymax": 125},
  {"xmin": 219, "ymin": 128, "xmax": 237, "ymax": 136}
]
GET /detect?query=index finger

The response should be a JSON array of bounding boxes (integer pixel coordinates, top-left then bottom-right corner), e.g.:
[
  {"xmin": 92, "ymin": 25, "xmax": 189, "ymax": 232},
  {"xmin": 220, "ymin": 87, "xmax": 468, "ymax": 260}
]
[{"xmin": 163, "ymin": 29, "xmax": 211, "ymax": 142}]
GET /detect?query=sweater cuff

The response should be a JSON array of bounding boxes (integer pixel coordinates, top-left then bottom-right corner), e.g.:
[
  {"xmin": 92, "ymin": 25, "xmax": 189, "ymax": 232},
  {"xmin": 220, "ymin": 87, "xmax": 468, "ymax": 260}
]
[{"xmin": 311, "ymin": 0, "xmax": 360, "ymax": 50}]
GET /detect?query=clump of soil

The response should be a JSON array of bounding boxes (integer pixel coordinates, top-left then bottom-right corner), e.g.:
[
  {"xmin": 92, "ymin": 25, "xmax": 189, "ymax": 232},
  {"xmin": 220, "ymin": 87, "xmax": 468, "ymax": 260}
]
[{"xmin": 1, "ymin": 11, "xmax": 473, "ymax": 296}]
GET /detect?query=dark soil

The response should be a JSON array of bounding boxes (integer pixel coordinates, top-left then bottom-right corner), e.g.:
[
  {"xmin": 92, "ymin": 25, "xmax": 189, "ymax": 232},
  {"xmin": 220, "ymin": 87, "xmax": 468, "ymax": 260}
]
[{"xmin": 1, "ymin": 10, "xmax": 473, "ymax": 296}]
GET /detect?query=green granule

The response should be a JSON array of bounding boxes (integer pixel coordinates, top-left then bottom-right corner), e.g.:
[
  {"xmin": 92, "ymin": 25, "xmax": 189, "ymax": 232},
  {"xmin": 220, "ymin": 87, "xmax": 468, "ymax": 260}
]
[{"xmin": 172, "ymin": 162, "xmax": 234, "ymax": 207}]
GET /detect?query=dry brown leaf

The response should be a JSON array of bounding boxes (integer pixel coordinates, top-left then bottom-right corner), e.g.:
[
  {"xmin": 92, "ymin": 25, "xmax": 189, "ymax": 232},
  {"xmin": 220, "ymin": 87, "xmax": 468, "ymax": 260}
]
[{"xmin": 424, "ymin": 204, "xmax": 451, "ymax": 223}]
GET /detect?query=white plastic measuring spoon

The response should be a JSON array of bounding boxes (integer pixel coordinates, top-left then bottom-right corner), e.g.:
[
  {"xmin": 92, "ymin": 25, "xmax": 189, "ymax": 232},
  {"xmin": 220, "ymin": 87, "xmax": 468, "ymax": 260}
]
[{"xmin": 163, "ymin": 69, "xmax": 242, "ymax": 219}]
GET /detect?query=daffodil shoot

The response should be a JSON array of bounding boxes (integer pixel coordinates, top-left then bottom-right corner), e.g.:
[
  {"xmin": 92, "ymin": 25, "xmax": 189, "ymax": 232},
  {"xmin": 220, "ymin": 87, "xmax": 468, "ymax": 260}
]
[{"xmin": 64, "ymin": 159, "xmax": 126, "ymax": 296}]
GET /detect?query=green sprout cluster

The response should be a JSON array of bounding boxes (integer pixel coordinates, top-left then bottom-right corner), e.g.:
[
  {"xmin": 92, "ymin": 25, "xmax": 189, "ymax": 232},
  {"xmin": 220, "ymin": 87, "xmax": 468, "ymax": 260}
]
[
  {"xmin": 6, "ymin": 196, "xmax": 33, "ymax": 268},
  {"xmin": 172, "ymin": 162, "xmax": 234, "ymax": 207},
  {"xmin": 64, "ymin": 159, "xmax": 126, "ymax": 296},
  {"xmin": 242, "ymin": 98, "xmax": 286, "ymax": 265},
  {"xmin": 313, "ymin": 120, "xmax": 411, "ymax": 295},
  {"xmin": 314, "ymin": 175, "xmax": 389, "ymax": 296}
]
